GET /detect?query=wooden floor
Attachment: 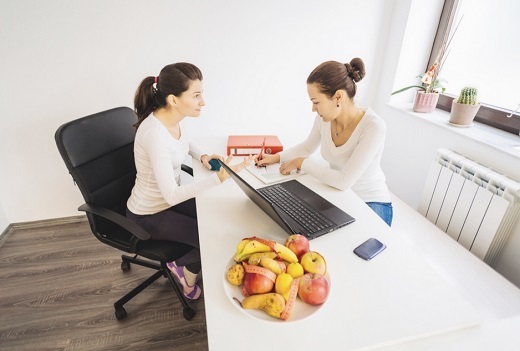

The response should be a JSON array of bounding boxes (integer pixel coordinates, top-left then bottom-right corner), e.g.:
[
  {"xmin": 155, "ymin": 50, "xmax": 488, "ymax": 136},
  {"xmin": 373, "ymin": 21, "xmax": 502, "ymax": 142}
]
[{"xmin": 0, "ymin": 218, "xmax": 208, "ymax": 351}]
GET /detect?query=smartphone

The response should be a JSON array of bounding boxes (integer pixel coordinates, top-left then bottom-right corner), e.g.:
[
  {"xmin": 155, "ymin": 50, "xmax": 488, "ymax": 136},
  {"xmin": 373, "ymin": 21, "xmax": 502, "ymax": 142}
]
[{"xmin": 353, "ymin": 238, "xmax": 386, "ymax": 260}]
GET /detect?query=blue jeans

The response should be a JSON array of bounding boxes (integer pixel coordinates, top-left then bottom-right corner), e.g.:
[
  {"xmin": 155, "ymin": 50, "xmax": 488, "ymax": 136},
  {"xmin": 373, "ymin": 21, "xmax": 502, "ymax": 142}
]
[{"xmin": 366, "ymin": 202, "xmax": 393, "ymax": 227}]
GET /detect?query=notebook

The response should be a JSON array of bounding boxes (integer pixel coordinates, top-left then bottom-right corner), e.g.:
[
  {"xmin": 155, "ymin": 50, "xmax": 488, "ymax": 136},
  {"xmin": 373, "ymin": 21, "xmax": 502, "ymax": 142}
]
[
  {"xmin": 245, "ymin": 163, "xmax": 305, "ymax": 185},
  {"xmin": 218, "ymin": 160, "xmax": 355, "ymax": 239}
]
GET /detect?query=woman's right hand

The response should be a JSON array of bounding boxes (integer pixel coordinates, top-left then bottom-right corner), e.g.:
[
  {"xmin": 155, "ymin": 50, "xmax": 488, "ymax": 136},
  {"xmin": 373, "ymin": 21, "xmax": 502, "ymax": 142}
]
[
  {"xmin": 255, "ymin": 153, "xmax": 280, "ymax": 167},
  {"xmin": 216, "ymin": 155, "xmax": 255, "ymax": 183}
]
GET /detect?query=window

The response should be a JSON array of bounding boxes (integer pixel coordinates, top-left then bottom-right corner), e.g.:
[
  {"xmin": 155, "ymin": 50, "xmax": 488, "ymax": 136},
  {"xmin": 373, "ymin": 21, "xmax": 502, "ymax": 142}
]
[{"xmin": 430, "ymin": 0, "xmax": 520, "ymax": 135}]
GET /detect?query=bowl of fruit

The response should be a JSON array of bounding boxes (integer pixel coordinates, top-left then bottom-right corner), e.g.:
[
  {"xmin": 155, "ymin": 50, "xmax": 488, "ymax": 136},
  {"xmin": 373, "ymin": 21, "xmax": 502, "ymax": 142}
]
[{"xmin": 224, "ymin": 234, "xmax": 330, "ymax": 322}]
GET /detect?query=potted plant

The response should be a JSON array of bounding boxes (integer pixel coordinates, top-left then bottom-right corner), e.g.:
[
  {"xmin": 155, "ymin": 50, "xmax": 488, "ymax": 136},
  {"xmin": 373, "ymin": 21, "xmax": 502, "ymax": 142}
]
[
  {"xmin": 391, "ymin": 18, "xmax": 462, "ymax": 113},
  {"xmin": 449, "ymin": 86, "xmax": 480, "ymax": 126},
  {"xmin": 391, "ymin": 71, "xmax": 446, "ymax": 113}
]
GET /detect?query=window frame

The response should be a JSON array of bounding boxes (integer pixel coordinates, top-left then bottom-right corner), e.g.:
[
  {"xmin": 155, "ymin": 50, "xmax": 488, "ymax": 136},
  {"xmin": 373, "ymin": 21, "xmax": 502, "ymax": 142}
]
[{"xmin": 429, "ymin": 0, "xmax": 520, "ymax": 135}]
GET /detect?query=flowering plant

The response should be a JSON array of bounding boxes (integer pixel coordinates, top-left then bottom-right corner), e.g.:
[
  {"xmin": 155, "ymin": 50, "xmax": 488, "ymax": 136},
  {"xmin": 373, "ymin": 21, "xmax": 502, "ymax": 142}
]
[{"xmin": 391, "ymin": 18, "xmax": 462, "ymax": 96}]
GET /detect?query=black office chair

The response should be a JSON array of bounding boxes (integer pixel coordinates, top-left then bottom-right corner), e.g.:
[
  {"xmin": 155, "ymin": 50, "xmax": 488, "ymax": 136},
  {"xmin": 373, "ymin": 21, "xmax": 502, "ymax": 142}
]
[{"xmin": 55, "ymin": 106, "xmax": 196, "ymax": 321}]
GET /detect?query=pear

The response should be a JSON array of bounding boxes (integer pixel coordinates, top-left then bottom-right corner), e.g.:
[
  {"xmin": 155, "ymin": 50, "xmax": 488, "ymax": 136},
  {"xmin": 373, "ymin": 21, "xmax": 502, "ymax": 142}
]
[{"xmin": 240, "ymin": 293, "xmax": 286, "ymax": 319}]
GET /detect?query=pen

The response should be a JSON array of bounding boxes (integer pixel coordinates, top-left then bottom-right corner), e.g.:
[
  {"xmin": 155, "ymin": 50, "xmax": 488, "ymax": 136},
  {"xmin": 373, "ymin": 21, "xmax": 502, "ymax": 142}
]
[{"xmin": 256, "ymin": 137, "xmax": 267, "ymax": 167}]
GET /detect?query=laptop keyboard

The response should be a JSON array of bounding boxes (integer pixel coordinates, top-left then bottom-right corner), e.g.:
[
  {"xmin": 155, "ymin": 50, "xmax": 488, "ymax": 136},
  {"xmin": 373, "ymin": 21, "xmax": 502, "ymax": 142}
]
[{"xmin": 258, "ymin": 185, "xmax": 334, "ymax": 234}]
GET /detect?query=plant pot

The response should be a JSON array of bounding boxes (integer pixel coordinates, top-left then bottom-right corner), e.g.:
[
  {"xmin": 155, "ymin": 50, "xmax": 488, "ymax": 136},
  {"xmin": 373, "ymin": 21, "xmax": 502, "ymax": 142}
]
[
  {"xmin": 413, "ymin": 91, "xmax": 440, "ymax": 113},
  {"xmin": 449, "ymin": 100, "xmax": 481, "ymax": 126}
]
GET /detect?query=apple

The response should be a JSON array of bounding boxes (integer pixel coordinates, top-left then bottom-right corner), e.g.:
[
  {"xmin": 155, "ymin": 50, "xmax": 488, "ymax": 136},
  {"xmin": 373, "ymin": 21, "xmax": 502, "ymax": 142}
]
[
  {"xmin": 241, "ymin": 272, "xmax": 275, "ymax": 297},
  {"xmin": 300, "ymin": 251, "xmax": 326, "ymax": 275},
  {"xmin": 298, "ymin": 273, "xmax": 329, "ymax": 305},
  {"xmin": 284, "ymin": 234, "xmax": 310, "ymax": 259}
]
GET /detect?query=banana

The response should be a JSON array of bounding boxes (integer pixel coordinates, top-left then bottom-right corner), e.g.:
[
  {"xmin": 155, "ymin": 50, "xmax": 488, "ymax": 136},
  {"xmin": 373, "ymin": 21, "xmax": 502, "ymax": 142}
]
[
  {"xmin": 234, "ymin": 240, "xmax": 273, "ymax": 262},
  {"xmin": 235, "ymin": 239, "xmax": 251, "ymax": 258},
  {"xmin": 240, "ymin": 293, "xmax": 286, "ymax": 319},
  {"xmin": 248, "ymin": 251, "xmax": 278, "ymax": 266},
  {"xmin": 274, "ymin": 243, "xmax": 298, "ymax": 263},
  {"xmin": 227, "ymin": 264, "xmax": 245, "ymax": 286},
  {"xmin": 235, "ymin": 253, "xmax": 254, "ymax": 263}
]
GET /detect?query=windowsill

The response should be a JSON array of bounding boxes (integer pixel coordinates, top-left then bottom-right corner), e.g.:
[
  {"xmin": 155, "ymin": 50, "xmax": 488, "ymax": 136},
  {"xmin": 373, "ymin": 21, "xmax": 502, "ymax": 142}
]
[{"xmin": 387, "ymin": 102, "xmax": 520, "ymax": 160}]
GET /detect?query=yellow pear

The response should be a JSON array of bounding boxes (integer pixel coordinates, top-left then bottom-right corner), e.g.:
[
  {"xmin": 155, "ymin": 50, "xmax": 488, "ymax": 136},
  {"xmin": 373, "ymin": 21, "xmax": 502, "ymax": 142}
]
[{"xmin": 240, "ymin": 293, "xmax": 286, "ymax": 319}]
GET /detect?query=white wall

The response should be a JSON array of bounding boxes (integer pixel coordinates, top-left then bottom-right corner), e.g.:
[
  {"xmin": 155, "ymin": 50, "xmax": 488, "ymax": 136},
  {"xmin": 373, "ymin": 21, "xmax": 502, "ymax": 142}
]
[
  {"xmin": 0, "ymin": 0, "xmax": 387, "ymax": 224},
  {"xmin": 0, "ymin": 202, "xmax": 8, "ymax": 233},
  {"xmin": 369, "ymin": 1, "xmax": 520, "ymax": 287}
]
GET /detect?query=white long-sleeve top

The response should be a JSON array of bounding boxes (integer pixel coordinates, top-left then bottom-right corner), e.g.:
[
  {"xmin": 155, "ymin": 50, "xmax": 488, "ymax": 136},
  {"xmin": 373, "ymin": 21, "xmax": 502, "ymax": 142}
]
[
  {"xmin": 278, "ymin": 108, "xmax": 391, "ymax": 203},
  {"xmin": 127, "ymin": 114, "xmax": 220, "ymax": 215}
]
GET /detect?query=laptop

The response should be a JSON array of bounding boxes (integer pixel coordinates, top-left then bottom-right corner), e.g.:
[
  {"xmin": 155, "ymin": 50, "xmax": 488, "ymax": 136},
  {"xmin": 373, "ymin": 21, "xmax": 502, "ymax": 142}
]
[{"xmin": 218, "ymin": 160, "xmax": 355, "ymax": 239}]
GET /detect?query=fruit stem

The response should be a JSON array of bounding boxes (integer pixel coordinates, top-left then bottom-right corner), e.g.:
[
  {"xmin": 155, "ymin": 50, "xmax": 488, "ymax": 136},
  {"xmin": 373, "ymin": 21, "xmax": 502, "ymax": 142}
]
[{"xmin": 233, "ymin": 297, "xmax": 243, "ymax": 308}]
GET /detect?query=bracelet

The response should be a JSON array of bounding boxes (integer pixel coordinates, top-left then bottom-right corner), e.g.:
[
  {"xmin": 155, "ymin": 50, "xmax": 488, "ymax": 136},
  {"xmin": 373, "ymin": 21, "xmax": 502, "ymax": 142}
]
[{"xmin": 200, "ymin": 154, "xmax": 208, "ymax": 163}]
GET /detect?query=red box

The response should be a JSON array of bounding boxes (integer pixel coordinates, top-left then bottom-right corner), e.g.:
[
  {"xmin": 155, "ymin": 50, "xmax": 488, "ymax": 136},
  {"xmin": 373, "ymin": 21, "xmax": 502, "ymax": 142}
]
[{"xmin": 226, "ymin": 135, "xmax": 283, "ymax": 156}]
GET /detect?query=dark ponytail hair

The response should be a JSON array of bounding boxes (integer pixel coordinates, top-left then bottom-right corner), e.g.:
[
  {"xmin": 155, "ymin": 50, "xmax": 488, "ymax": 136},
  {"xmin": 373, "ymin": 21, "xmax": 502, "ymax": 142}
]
[
  {"xmin": 133, "ymin": 62, "xmax": 203, "ymax": 129},
  {"xmin": 306, "ymin": 58, "xmax": 365, "ymax": 100}
]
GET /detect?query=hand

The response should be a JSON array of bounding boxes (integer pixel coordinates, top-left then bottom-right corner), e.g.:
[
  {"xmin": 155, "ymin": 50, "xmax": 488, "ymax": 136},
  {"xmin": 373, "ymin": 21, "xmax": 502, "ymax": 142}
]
[
  {"xmin": 201, "ymin": 154, "xmax": 223, "ymax": 170},
  {"xmin": 255, "ymin": 153, "xmax": 280, "ymax": 167},
  {"xmin": 279, "ymin": 157, "xmax": 304, "ymax": 175},
  {"xmin": 216, "ymin": 155, "xmax": 255, "ymax": 183}
]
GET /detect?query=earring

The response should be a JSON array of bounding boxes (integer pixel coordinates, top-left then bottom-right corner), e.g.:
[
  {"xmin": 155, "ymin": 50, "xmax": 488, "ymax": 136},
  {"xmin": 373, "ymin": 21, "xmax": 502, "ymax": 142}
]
[{"xmin": 337, "ymin": 104, "xmax": 340, "ymax": 107}]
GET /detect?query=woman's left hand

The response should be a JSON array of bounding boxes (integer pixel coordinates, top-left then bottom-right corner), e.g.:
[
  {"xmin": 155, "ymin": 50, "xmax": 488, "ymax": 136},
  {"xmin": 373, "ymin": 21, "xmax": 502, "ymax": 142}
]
[
  {"xmin": 279, "ymin": 157, "xmax": 304, "ymax": 175},
  {"xmin": 216, "ymin": 155, "xmax": 255, "ymax": 183},
  {"xmin": 230, "ymin": 155, "xmax": 255, "ymax": 173}
]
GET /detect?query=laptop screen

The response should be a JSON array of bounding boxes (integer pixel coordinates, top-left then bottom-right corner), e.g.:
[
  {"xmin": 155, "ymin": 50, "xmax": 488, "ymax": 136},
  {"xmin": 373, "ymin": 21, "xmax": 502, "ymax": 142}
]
[{"xmin": 218, "ymin": 160, "xmax": 295, "ymax": 234}]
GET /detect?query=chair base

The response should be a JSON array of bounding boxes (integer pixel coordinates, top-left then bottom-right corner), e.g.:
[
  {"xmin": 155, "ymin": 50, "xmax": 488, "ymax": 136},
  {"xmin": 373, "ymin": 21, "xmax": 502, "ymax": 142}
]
[{"xmin": 113, "ymin": 254, "xmax": 196, "ymax": 321}]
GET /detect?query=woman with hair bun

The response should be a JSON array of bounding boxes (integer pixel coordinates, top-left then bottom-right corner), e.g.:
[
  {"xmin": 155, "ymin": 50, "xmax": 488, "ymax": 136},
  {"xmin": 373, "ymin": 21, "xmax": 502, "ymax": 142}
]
[
  {"xmin": 256, "ymin": 58, "xmax": 393, "ymax": 226},
  {"xmin": 127, "ymin": 62, "xmax": 253, "ymax": 299}
]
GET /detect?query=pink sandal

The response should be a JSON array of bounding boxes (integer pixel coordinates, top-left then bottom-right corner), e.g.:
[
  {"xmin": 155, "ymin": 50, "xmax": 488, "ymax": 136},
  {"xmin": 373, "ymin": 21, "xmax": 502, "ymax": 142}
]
[{"xmin": 167, "ymin": 262, "xmax": 202, "ymax": 300}]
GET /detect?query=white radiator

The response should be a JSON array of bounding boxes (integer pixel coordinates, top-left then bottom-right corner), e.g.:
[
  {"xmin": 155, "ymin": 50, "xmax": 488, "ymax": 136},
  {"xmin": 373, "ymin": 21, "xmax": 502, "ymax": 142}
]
[{"xmin": 418, "ymin": 149, "xmax": 520, "ymax": 265}]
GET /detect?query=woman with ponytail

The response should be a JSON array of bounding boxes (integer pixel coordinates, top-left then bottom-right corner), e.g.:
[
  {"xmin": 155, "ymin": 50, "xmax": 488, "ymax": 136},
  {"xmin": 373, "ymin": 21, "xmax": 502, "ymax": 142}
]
[
  {"xmin": 127, "ymin": 62, "xmax": 253, "ymax": 299},
  {"xmin": 256, "ymin": 58, "xmax": 393, "ymax": 226}
]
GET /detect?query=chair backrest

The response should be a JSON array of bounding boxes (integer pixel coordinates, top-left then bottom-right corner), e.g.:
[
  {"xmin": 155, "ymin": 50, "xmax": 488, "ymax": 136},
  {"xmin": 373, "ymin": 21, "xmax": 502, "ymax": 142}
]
[{"xmin": 55, "ymin": 107, "xmax": 138, "ymax": 249}]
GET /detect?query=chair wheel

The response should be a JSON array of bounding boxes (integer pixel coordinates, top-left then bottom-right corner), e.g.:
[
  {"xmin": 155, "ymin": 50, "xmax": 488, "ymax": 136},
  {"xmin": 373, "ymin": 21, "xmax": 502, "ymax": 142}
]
[
  {"xmin": 183, "ymin": 307, "xmax": 196, "ymax": 321},
  {"xmin": 115, "ymin": 307, "xmax": 127, "ymax": 320},
  {"xmin": 121, "ymin": 260, "xmax": 131, "ymax": 271}
]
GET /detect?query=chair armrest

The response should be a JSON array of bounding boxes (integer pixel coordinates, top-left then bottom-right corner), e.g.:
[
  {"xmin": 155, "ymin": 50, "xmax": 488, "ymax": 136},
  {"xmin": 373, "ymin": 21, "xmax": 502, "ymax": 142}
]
[
  {"xmin": 78, "ymin": 203, "xmax": 151, "ymax": 241},
  {"xmin": 181, "ymin": 164, "xmax": 193, "ymax": 176}
]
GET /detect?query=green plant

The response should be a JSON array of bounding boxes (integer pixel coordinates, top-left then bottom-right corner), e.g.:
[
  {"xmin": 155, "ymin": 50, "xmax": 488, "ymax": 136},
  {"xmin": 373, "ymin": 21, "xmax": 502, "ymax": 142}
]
[
  {"xmin": 391, "ymin": 75, "xmax": 446, "ymax": 95},
  {"xmin": 456, "ymin": 86, "xmax": 478, "ymax": 105}
]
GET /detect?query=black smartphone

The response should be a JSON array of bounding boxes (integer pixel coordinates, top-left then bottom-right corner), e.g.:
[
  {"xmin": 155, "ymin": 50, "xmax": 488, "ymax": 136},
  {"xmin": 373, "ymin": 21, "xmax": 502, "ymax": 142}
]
[{"xmin": 353, "ymin": 238, "xmax": 386, "ymax": 260}]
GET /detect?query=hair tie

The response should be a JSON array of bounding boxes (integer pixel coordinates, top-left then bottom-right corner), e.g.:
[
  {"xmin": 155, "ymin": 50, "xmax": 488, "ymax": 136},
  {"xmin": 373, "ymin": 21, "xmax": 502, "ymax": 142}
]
[{"xmin": 154, "ymin": 76, "xmax": 159, "ymax": 84}]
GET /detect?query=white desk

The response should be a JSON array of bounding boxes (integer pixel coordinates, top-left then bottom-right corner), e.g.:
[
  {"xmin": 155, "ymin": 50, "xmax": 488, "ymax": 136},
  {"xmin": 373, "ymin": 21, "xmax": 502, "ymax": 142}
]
[{"xmin": 192, "ymin": 138, "xmax": 520, "ymax": 350}]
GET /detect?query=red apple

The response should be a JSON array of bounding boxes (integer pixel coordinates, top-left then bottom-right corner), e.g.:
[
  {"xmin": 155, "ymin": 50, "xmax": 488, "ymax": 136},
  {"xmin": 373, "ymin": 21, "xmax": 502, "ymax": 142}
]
[
  {"xmin": 298, "ymin": 273, "xmax": 329, "ymax": 305},
  {"xmin": 300, "ymin": 251, "xmax": 327, "ymax": 275},
  {"xmin": 284, "ymin": 234, "xmax": 310, "ymax": 259},
  {"xmin": 241, "ymin": 272, "xmax": 275, "ymax": 297}
]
